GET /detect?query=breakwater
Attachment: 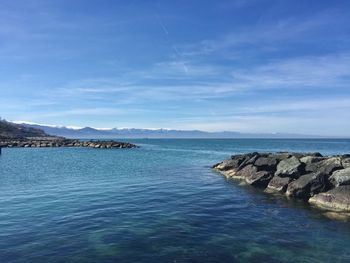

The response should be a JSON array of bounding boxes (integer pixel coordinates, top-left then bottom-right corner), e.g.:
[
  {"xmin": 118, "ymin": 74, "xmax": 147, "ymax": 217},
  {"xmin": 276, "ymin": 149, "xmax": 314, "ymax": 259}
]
[
  {"xmin": 213, "ymin": 152, "xmax": 350, "ymax": 214},
  {"xmin": 0, "ymin": 138, "xmax": 137, "ymax": 149}
]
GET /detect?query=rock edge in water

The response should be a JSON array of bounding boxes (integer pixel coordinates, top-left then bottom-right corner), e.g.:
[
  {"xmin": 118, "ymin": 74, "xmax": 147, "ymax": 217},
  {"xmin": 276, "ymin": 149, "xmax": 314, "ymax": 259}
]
[
  {"xmin": 213, "ymin": 152, "xmax": 350, "ymax": 214},
  {"xmin": 0, "ymin": 138, "xmax": 138, "ymax": 149}
]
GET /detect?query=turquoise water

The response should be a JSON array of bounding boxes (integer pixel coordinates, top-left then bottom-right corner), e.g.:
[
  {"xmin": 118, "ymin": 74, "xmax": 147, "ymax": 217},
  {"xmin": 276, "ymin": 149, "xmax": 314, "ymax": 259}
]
[{"xmin": 1, "ymin": 139, "xmax": 350, "ymax": 263}]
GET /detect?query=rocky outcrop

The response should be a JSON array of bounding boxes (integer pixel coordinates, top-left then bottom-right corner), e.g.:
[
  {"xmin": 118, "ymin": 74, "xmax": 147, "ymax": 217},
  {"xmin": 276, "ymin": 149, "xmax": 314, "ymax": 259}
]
[
  {"xmin": 0, "ymin": 139, "xmax": 138, "ymax": 149},
  {"xmin": 213, "ymin": 152, "xmax": 350, "ymax": 216}
]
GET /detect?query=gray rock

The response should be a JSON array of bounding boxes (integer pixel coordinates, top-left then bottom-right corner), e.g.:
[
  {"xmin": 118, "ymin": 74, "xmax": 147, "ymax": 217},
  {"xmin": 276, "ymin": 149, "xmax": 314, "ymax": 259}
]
[
  {"xmin": 300, "ymin": 156, "xmax": 325, "ymax": 165},
  {"xmin": 329, "ymin": 168, "xmax": 350, "ymax": 187},
  {"xmin": 273, "ymin": 152, "xmax": 293, "ymax": 161},
  {"xmin": 237, "ymin": 153, "xmax": 260, "ymax": 170},
  {"xmin": 286, "ymin": 172, "xmax": 329, "ymax": 198},
  {"xmin": 245, "ymin": 170, "xmax": 273, "ymax": 188},
  {"xmin": 305, "ymin": 157, "xmax": 343, "ymax": 175},
  {"xmin": 342, "ymin": 158, "xmax": 350, "ymax": 169},
  {"xmin": 275, "ymin": 156, "xmax": 304, "ymax": 178},
  {"xmin": 309, "ymin": 185, "xmax": 350, "ymax": 212},
  {"xmin": 235, "ymin": 165, "xmax": 257, "ymax": 179},
  {"xmin": 266, "ymin": 176, "xmax": 293, "ymax": 193},
  {"xmin": 213, "ymin": 157, "xmax": 244, "ymax": 171},
  {"xmin": 254, "ymin": 156, "xmax": 278, "ymax": 172}
]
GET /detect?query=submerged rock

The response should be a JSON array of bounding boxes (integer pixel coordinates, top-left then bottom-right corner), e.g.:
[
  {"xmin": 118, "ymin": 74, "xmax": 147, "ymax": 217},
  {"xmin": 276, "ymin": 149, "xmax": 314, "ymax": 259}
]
[{"xmin": 309, "ymin": 186, "xmax": 350, "ymax": 212}]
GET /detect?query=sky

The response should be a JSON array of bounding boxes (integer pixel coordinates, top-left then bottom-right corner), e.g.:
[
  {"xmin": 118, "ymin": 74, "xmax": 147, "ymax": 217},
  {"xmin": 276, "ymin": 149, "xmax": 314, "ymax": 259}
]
[{"xmin": 0, "ymin": 0, "xmax": 350, "ymax": 136}]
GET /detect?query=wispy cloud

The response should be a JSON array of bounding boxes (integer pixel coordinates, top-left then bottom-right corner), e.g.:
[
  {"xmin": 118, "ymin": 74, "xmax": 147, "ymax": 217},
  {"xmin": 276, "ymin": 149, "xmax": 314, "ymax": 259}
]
[{"xmin": 1, "ymin": 1, "xmax": 350, "ymax": 135}]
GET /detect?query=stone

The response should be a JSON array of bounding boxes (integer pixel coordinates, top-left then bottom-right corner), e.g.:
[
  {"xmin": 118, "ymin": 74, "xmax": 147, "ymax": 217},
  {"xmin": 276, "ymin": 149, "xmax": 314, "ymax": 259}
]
[
  {"xmin": 213, "ymin": 158, "xmax": 243, "ymax": 171},
  {"xmin": 305, "ymin": 157, "xmax": 343, "ymax": 175},
  {"xmin": 254, "ymin": 156, "xmax": 278, "ymax": 172},
  {"xmin": 237, "ymin": 152, "xmax": 260, "ymax": 170},
  {"xmin": 329, "ymin": 168, "xmax": 350, "ymax": 187},
  {"xmin": 286, "ymin": 172, "xmax": 329, "ymax": 199},
  {"xmin": 275, "ymin": 156, "xmax": 304, "ymax": 178},
  {"xmin": 300, "ymin": 156, "xmax": 325, "ymax": 165},
  {"xmin": 342, "ymin": 158, "xmax": 350, "ymax": 169},
  {"xmin": 266, "ymin": 176, "xmax": 293, "ymax": 193},
  {"xmin": 235, "ymin": 165, "xmax": 258, "ymax": 180},
  {"xmin": 245, "ymin": 170, "xmax": 273, "ymax": 188},
  {"xmin": 309, "ymin": 186, "xmax": 350, "ymax": 212},
  {"xmin": 273, "ymin": 152, "xmax": 293, "ymax": 160}
]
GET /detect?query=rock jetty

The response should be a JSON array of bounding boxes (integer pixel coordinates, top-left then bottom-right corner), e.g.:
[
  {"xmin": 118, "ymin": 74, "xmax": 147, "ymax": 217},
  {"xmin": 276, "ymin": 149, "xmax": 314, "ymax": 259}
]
[
  {"xmin": 213, "ymin": 152, "xmax": 350, "ymax": 215},
  {"xmin": 0, "ymin": 138, "xmax": 137, "ymax": 149}
]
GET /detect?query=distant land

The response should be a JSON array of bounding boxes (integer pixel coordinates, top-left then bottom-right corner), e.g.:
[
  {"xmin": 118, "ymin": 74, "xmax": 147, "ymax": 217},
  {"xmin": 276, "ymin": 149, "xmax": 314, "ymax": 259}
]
[
  {"xmin": 12, "ymin": 121, "xmax": 334, "ymax": 139},
  {"xmin": 0, "ymin": 120, "xmax": 49, "ymax": 139},
  {"xmin": 0, "ymin": 119, "xmax": 137, "ymax": 149}
]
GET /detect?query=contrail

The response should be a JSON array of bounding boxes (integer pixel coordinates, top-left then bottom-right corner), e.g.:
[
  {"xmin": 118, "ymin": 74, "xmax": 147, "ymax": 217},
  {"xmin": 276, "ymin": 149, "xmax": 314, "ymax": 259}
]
[{"xmin": 154, "ymin": 13, "xmax": 169, "ymax": 35}]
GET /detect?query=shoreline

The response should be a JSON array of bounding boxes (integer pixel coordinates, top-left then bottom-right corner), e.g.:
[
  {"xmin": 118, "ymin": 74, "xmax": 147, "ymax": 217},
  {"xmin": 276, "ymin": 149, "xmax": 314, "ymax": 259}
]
[{"xmin": 213, "ymin": 152, "xmax": 350, "ymax": 219}]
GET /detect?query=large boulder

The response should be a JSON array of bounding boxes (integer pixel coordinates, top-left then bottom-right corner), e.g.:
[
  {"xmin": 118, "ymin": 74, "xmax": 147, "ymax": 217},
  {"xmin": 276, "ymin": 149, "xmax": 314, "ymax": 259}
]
[
  {"xmin": 213, "ymin": 159, "xmax": 241, "ymax": 171},
  {"xmin": 309, "ymin": 186, "xmax": 350, "ymax": 212},
  {"xmin": 266, "ymin": 176, "xmax": 293, "ymax": 193},
  {"xmin": 300, "ymin": 156, "xmax": 325, "ymax": 165},
  {"xmin": 237, "ymin": 152, "xmax": 261, "ymax": 170},
  {"xmin": 245, "ymin": 170, "xmax": 273, "ymax": 188},
  {"xmin": 305, "ymin": 157, "xmax": 343, "ymax": 175},
  {"xmin": 286, "ymin": 172, "xmax": 329, "ymax": 199},
  {"xmin": 235, "ymin": 165, "xmax": 257, "ymax": 180},
  {"xmin": 254, "ymin": 156, "xmax": 279, "ymax": 172},
  {"xmin": 275, "ymin": 156, "xmax": 305, "ymax": 178},
  {"xmin": 329, "ymin": 168, "xmax": 350, "ymax": 187}
]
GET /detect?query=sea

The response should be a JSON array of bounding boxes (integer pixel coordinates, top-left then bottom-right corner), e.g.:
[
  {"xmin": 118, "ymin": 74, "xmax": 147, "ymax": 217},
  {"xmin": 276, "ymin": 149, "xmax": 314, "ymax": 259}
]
[{"xmin": 1, "ymin": 139, "xmax": 350, "ymax": 263}]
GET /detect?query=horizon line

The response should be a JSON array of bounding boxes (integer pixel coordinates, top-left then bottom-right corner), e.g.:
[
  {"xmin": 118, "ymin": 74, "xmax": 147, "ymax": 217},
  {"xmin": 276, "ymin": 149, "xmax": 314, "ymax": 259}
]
[{"xmin": 9, "ymin": 120, "xmax": 350, "ymax": 138}]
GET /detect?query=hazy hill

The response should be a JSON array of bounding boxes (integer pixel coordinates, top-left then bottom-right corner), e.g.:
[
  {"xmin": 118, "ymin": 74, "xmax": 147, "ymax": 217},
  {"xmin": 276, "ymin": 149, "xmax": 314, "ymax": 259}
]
[{"xmin": 0, "ymin": 119, "xmax": 49, "ymax": 139}]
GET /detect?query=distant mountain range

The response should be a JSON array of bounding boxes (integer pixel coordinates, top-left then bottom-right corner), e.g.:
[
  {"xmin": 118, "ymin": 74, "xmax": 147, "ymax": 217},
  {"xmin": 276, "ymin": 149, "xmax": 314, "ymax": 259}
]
[{"xmin": 12, "ymin": 121, "xmax": 327, "ymax": 139}]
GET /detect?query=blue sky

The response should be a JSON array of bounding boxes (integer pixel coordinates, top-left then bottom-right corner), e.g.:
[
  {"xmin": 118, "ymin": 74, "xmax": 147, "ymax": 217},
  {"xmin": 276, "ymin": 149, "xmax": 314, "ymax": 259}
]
[{"xmin": 1, "ymin": 0, "xmax": 350, "ymax": 135}]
